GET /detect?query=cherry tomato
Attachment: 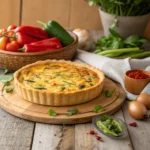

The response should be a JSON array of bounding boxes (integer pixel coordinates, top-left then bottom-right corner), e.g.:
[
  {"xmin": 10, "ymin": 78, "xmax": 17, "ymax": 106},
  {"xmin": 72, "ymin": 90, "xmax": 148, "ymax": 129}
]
[
  {"xmin": 6, "ymin": 41, "xmax": 20, "ymax": 52},
  {"xmin": 0, "ymin": 37, "xmax": 9, "ymax": 49},
  {"xmin": 7, "ymin": 25, "xmax": 17, "ymax": 31}
]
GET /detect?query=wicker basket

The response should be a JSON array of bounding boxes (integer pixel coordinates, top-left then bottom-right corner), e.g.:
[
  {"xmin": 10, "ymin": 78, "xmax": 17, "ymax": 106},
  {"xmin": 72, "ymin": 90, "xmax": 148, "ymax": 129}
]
[{"xmin": 0, "ymin": 31, "xmax": 78, "ymax": 71}]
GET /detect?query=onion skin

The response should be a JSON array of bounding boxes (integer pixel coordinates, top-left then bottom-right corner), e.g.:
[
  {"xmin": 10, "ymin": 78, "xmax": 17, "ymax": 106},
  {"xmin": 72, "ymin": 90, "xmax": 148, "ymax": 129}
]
[
  {"xmin": 128, "ymin": 101, "xmax": 148, "ymax": 120},
  {"xmin": 136, "ymin": 93, "xmax": 150, "ymax": 109}
]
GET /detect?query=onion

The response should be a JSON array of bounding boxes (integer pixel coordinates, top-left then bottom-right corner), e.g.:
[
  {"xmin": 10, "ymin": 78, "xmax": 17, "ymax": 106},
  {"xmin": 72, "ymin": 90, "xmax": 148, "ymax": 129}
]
[
  {"xmin": 136, "ymin": 93, "xmax": 150, "ymax": 109},
  {"xmin": 128, "ymin": 101, "xmax": 148, "ymax": 120}
]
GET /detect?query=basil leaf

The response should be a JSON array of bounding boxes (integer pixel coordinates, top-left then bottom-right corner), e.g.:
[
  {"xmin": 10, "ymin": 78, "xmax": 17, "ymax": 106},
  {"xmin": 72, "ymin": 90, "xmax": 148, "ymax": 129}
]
[
  {"xmin": 67, "ymin": 108, "xmax": 78, "ymax": 116},
  {"xmin": 48, "ymin": 109, "xmax": 57, "ymax": 116},
  {"xmin": 104, "ymin": 90, "xmax": 112, "ymax": 97},
  {"xmin": 5, "ymin": 87, "xmax": 14, "ymax": 93},
  {"xmin": 0, "ymin": 75, "xmax": 13, "ymax": 83},
  {"xmin": 3, "ymin": 69, "xmax": 9, "ymax": 74},
  {"xmin": 93, "ymin": 105, "xmax": 104, "ymax": 113}
]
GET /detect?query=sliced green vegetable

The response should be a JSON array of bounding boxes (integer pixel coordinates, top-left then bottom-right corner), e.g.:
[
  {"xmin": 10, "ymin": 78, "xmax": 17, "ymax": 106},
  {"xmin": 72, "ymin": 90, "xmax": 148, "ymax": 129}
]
[{"xmin": 96, "ymin": 115, "xmax": 123, "ymax": 137}]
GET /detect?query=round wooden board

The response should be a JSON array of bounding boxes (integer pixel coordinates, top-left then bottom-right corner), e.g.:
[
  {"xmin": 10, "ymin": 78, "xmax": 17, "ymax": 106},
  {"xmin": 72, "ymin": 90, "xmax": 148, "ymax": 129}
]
[{"xmin": 0, "ymin": 78, "xmax": 126, "ymax": 124}]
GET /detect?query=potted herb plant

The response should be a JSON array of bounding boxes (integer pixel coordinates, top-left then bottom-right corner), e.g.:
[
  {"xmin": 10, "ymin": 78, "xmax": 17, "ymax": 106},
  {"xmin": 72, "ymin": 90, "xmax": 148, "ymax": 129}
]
[{"xmin": 85, "ymin": 0, "xmax": 150, "ymax": 38}]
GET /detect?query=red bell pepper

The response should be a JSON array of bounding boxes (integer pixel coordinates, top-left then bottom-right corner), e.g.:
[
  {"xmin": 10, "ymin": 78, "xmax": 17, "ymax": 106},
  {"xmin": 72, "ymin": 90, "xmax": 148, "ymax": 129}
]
[
  {"xmin": 20, "ymin": 37, "xmax": 62, "ymax": 53},
  {"xmin": 16, "ymin": 32, "xmax": 39, "ymax": 45},
  {"xmin": 15, "ymin": 26, "xmax": 49, "ymax": 40}
]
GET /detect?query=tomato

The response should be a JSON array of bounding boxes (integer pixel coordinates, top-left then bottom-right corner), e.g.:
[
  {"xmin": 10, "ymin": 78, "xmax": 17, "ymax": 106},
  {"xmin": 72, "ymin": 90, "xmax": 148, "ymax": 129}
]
[
  {"xmin": 0, "ymin": 37, "xmax": 9, "ymax": 49},
  {"xmin": 7, "ymin": 25, "xmax": 17, "ymax": 31},
  {"xmin": 6, "ymin": 41, "xmax": 20, "ymax": 52}
]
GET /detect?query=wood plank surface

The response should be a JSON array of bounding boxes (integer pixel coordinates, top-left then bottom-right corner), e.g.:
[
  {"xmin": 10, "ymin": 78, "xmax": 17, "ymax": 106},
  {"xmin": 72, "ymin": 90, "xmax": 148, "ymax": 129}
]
[
  {"xmin": 32, "ymin": 124, "xmax": 75, "ymax": 150},
  {"xmin": 0, "ymin": 108, "xmax": 34, "ymax": 150},
  {"xmin": 32, "ymin": 124, "xmax": 63, "ymax": 150},
  {"xmin": 21, "ymin": 0, "xmax": 70, "ymax": 27},
  {"xmin": 123, "ymin": 102, "xmax": 150, "ymax": 150},
  {"xmin": 0, "ymin": 0, "xmax": 20, "ymax": 27},
  {"xmin": 69, "ymin": 0, "xmax": 102, "ymax": 30}
]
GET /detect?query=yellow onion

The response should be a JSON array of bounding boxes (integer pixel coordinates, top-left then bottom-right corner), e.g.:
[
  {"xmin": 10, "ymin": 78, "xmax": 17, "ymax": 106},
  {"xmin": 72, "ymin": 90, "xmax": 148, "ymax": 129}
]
[
  {"xmin": 128, "ymin": 101, "xmax": 148, "ymax": 120},
  {"xmin": 136, "ymin": 93, "xmax": 150, "ymax": 109}
]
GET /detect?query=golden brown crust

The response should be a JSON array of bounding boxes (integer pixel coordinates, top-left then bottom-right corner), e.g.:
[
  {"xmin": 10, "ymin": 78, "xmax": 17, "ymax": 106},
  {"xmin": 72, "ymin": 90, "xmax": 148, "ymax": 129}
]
[{"xmin": 14, "ymin": 60, "xmax": 105, "ymax": 106}]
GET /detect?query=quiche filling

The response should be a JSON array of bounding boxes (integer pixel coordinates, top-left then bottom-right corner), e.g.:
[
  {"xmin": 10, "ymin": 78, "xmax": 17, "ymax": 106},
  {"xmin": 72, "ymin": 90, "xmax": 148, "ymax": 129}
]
[{"xmin": 18, "ymin": 62, "xmax": 99, "ymax": 92}]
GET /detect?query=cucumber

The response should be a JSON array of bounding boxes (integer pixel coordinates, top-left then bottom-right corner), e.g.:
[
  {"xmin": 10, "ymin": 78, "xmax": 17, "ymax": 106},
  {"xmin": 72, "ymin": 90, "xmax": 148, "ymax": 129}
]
[{"xmin": 38, "ymin": 20, "xmax": 74, "ymax": 46}]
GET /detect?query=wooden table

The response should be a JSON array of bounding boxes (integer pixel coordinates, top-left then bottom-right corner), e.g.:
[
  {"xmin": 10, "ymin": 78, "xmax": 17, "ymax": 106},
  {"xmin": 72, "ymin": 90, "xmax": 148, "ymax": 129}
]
[{"xmin": 0, "ymin": 31, "xmax": 150, "ymax": 150}]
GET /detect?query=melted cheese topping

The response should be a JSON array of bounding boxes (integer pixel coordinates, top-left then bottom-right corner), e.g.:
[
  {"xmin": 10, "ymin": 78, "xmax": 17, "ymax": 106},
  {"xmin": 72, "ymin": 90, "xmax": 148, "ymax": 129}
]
[{"xmin": 18, "ymin": 63, "xmax": 99, "ymax": 92}]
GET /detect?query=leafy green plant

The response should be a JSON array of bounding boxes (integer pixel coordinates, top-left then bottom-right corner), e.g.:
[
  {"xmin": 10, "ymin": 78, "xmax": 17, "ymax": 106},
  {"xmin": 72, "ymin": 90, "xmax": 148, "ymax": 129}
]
[
  {"xmin": 85, "ymin": 0, "xmax": 150, "ymax": 16},
  {"xmin": 94, "ymin": 26, "xmax": 149, "ymax": 58}
]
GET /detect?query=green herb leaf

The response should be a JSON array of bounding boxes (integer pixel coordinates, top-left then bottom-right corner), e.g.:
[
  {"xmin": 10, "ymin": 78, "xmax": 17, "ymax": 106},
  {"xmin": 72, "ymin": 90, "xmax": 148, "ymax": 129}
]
[
  {"xmin": 60, "ymin": 87, "xmax": 66, "ymax": 92},
  {"xmin": 67, "ymin": 108, "xmax": 78, "ymax": 116},
  {"xmin": 48, "ymin": 109, "xmax": 57, "ymax": 116},
  {"xmin": 93, "ymin": 105, "xmax": 104, "ymax": 113},
  {"xmin": 3, "ymin": 69, "xmax": 9, "ymax": 74},
  {"xmin": 0, "ymin": 75, "xmax": 13, "ymax": 84},
  {"xmin": 5, "ymin": 87, "xmax": 14, "ymax": 93},
  {"xmin": 104, "ymin": 90, "xmax": 112, "ymax": 97}
]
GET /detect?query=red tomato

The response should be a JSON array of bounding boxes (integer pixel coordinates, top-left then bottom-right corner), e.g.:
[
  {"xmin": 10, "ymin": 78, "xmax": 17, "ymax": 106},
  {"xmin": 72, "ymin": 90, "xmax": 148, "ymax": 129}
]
[
  {"xmin": 6, "ymin": 41, "xmax": 20, "ymax": 52},
  {"xmin": 7, "ymin": 25, "xmax": 17, "ymax": 31}
]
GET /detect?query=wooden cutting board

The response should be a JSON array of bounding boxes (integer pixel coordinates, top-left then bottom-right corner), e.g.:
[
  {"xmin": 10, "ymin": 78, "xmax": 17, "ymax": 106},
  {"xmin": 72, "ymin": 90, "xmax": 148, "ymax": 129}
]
[{"xmin": 0, "ymin": 78, "xmax": 126, "ymax": 124}]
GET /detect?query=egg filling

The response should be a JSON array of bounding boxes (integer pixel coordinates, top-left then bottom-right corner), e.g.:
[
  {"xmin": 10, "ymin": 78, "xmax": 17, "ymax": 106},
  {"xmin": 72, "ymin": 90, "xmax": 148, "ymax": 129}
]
[{"xmin": 18, "ymin": 62, "xmax": 99, "ymax": 92}]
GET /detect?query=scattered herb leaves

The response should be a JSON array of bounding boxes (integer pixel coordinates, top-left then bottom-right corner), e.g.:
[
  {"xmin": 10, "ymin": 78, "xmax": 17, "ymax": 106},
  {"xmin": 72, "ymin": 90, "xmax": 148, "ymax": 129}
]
[
  {"xmin": 48, "ymin": 109, "xmax": 57, "ymax": 116},
  {"xmin": 67, "ymin": 108, "xmax": 78, "ymax": 116},
  {"xmin": 3, "ymin": 68, "xmax": 9, "ymax": 74},
  {"xmin": 34, "ymin": 87, "xmax": 47, "ymax": 90},
  {"xmin": 0, "ymin": 75, "xmax": 13, "ymax": 84},
  {"xmin": 93, "ymin": 105, "xmax": 104, "ymax": 113},
  {"xmin": 104, "ymin": 90, "xmax": 112, "ymax": 97},
  {"xmin": 5, "ymin": 87, "xmax": 14, "ymax": 93}
]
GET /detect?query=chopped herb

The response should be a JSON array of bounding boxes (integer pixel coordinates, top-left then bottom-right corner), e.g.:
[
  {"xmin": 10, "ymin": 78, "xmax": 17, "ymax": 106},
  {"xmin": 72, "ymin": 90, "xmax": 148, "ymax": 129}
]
[
  {"xmin": 3, "ymin": 69, "xmax": 9, "ymax": 74},
  {"xmin": 25, "ymin": 80, "xmax": 35, "ymax": 82},
  {"xmin": 34, "ymin": 75, "xmax": 40, "ymax": 78},
  {"xmin": 34, "ymin": 87, "xmax": 47, "ymax": 90},
  {"xmin": 48, "ymin": 109, "xmax": 57, "ymax": 116},
  {"xmin": 50, "ymin": 65, "xmax": 59, "ymax": 68},
  {"xmin": 5, "ymin": 87, "xmax": 14, "ymax": 93},
  {"xmin": 67, "ymin": 108, "xmax": 78, "ymax": 116},
  {"xmin": 60, "ymin": 87, "xmax": 66, "ymax": 92},
  {"xmin": 56, "ymin": 73, "xmax": 61, "ymax": 76},
  {"xmin": 63, "ymin": 81, "xmax": 75, "ymax": 85},
  {"xmin": 79, "ymin": 85, "xmax": 85, "ymax": 89},
  {"xmin": 87, "ymin": 77, "xmax": 93, "ymax": 82},
  {"xmin": 104, "ymin": 90, "xmax": 112, "ymax": 97},
  {"xmin": 93, "ymin": 105, "xmax": 104, "ymax": 113},
  {"xmin": 44, "ymin": 66, "xmax": 50, "ymax": 70}
]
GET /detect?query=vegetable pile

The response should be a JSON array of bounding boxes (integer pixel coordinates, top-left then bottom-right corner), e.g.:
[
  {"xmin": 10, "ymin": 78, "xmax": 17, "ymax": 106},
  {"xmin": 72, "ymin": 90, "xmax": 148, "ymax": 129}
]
[
  {"xmin": 0, "ymin": 20, "xmax": 74, "ymax": 53},
  {"xmin": 96, "ymin": 115, "xmax": 123, "ymax": 136},
  {"xmin": 94, "ymin": 27, "xmax": 150, "ymax": 58}
]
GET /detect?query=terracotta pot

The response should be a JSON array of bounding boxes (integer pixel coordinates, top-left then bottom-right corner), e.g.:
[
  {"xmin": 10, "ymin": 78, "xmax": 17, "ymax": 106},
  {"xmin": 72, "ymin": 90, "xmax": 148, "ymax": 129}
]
[{"xmin": 99, "ymin": 8, "xmax": 150, "ymax": 38}]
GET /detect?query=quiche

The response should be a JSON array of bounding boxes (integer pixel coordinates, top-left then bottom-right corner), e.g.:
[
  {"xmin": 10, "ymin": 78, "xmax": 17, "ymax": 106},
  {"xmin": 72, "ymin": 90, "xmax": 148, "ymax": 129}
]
[{"xmin": 14, "ymin": 60, "xmax": 105, "ymax": 106}]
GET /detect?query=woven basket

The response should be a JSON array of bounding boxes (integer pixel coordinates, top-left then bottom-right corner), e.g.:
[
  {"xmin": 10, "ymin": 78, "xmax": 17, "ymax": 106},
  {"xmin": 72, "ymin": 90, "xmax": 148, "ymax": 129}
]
[{"xmin": 0, "ymin": 31, "xmax": 78, "ymax": 71}]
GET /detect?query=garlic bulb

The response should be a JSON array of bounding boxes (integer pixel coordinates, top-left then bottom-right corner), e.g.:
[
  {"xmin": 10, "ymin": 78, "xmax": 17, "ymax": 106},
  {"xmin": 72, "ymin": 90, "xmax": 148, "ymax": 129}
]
[{"xmin": 73, "ymin": 28, "xmax": 95, "ymax": 51}]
